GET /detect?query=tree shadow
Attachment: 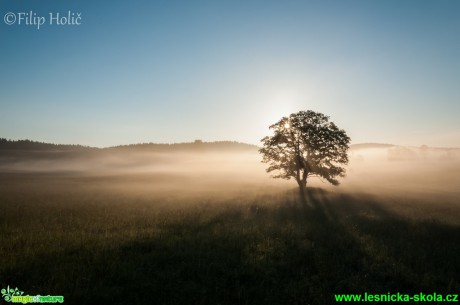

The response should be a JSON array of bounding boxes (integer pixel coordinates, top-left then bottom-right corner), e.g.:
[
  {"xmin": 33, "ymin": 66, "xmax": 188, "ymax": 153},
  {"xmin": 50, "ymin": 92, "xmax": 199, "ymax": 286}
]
[
  {"xmin": 1, "ymin": 188, "xmax": 460, "ymax": 304},
  {"xmin": 304, "ymin": 188, "xmax": 460, "ymax": 294}
]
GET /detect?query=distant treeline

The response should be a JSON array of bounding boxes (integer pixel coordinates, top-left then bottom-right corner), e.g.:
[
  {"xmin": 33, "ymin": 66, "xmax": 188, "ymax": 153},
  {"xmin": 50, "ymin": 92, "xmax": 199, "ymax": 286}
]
[
  {"xmin": 350, "ymin": 143, "xmax": 459, "ymax": 151},
  {"xmin": 0, "ymin": 138, "xmax": 258, "ymax": 152},
  {"xmin": 0, "ymin": 138, "xmax": 93, "ymax": 151},
  {"xmin": 2, "ymin": 138, "xmax": 457, "ymax": 153},
  {"xmin": 109, "ymin": 140, "xmax": 258, "ymax": 152}
]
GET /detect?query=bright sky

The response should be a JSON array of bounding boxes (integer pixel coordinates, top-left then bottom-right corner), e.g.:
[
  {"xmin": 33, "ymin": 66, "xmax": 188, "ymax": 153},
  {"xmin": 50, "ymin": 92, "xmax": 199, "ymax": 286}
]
[{"xmin": 1, "ymin": 0, "xmax": 459, "ymax": 147}]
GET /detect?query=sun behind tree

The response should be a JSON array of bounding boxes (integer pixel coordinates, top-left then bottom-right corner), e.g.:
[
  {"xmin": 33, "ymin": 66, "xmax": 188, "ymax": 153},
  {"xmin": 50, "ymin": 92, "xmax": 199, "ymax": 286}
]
[{"xmin": 259, "ymin": 110, "xmax": 351, "ymax": 197}]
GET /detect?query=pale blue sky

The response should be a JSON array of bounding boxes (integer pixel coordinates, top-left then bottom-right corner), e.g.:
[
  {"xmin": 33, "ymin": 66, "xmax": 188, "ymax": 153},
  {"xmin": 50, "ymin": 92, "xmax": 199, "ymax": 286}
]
[{"xmin": 1, "ymin": 0, "xmax": 459, "ymax": 147}]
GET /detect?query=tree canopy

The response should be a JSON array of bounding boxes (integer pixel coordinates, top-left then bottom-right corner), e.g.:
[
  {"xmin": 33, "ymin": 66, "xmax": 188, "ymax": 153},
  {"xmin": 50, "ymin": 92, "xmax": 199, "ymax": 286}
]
[{"xmin": 259, "ymin": 110, "xmax": 350, "ymax": 193}]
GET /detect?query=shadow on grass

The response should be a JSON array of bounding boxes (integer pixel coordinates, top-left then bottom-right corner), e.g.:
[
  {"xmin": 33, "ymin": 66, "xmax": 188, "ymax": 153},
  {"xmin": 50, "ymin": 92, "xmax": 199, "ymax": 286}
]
[{"xmin": 1, "ymin": 188, "xmax": 460, "ymax": 305}]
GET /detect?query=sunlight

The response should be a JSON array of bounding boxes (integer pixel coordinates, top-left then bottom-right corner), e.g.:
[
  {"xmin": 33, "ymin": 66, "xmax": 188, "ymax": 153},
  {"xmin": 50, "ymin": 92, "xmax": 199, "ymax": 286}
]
[{"xmin": 255, "ymin": 90, "xmax": 299, "ymax": 135}]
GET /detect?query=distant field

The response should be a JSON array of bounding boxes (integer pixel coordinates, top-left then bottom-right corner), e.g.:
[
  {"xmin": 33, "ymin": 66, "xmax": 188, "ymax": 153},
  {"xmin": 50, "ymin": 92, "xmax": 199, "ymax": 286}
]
[{"xmin": 1, "ymin": 143, "xmax": 459, "ymax": 304}]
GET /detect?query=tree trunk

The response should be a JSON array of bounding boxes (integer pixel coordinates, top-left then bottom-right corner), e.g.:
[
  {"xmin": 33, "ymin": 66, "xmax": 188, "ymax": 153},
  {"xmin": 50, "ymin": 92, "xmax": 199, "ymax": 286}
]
[
  {"xmin": 298, "ymin": 183, "xmax": 306, "ymax": 198},
  {"xmin": 297, "ymin": 175, "xmax": 307, "ymax": 203}
]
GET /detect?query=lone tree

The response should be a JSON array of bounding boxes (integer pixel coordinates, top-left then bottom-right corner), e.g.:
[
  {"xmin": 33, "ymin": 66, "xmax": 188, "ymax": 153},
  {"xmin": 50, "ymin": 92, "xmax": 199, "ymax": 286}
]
[{"xmin": 259, "ymin": 110, "xmax": 350, "ymax": 197}]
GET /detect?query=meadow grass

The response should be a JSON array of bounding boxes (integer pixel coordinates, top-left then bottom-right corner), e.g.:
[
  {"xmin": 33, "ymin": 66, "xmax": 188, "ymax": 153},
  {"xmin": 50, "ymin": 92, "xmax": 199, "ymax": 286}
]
[{"xmin": 0, "ymin": 173, "xmax": 459, "ymax": 304}]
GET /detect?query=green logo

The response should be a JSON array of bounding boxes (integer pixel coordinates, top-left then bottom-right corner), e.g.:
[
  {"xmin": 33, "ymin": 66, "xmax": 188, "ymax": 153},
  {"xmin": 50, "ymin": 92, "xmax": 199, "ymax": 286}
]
[
  {"xmin": 1, "ymin": 286, "xmax": 23, "ymax": 302},
  {"xmin": 1, "ymin": 286, "xmax": 64, "ymax": 304}
]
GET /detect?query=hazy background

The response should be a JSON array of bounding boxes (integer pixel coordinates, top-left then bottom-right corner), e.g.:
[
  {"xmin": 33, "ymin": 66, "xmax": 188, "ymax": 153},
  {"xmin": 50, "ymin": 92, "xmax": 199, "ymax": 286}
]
[
  {"xmin": 1, "ymin": 0, "xmax": 459, "ymax": 147},
  {"xmin": 1, "ymin": 142, "xmax": 459, "ymax": 205}
]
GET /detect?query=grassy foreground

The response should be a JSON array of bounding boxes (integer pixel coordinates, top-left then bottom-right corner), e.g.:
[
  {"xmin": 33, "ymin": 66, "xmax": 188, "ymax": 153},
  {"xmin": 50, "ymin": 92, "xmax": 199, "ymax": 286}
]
[{"xmin": 1, "ymin": 173, "xmax": 459, "ymax": 305}]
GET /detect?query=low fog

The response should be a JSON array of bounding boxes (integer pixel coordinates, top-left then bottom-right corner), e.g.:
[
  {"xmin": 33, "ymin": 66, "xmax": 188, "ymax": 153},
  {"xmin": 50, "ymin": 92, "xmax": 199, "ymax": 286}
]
[
  {"xmin": 342, "ymin": 145, "xmax": 460, "ymax": 193},
  {"xmin": 1, "ymin": 142, "xmax": 460, "ymax": 228},
  {"xmin": 0, "ymin": 143, "xmax": 459, "ymax": 196}
]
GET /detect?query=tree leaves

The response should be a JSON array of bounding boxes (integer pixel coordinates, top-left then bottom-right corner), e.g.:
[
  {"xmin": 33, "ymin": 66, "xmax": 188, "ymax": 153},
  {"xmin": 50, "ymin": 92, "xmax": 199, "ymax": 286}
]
[{"xmin": 259, "ymin": 110, "xmax": 350, "ymax": 188}]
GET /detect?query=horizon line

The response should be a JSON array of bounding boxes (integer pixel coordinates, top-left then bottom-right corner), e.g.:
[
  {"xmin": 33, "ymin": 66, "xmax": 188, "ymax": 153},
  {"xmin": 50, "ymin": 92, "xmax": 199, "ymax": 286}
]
[{"xmin": 1, "ymin": 137, "xmax": 459, "ymax": 150}]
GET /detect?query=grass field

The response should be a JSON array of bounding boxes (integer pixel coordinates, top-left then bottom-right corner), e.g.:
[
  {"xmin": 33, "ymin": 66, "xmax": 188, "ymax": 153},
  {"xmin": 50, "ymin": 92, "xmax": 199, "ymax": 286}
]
[{"xmin": 1, "ymin": 145, "xmax": 459, "ymax": 304}]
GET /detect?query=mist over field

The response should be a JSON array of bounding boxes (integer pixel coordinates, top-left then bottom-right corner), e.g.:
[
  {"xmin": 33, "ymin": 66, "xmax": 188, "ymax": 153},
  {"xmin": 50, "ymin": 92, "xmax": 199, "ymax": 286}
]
[
  {"xmin": 1, "ymin": 140, "xmax": 459, "ymax": 304},
  {"xmin": 1, "ymin": 141, "xmax": 459, "ymax": 225},
  {"xmin": 346, "ymin": 144, "xmax": 460, "ymax": 194},
  {"xmin": 1, "ymin": 141, "xmax": 459, "ymax": 196}
]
